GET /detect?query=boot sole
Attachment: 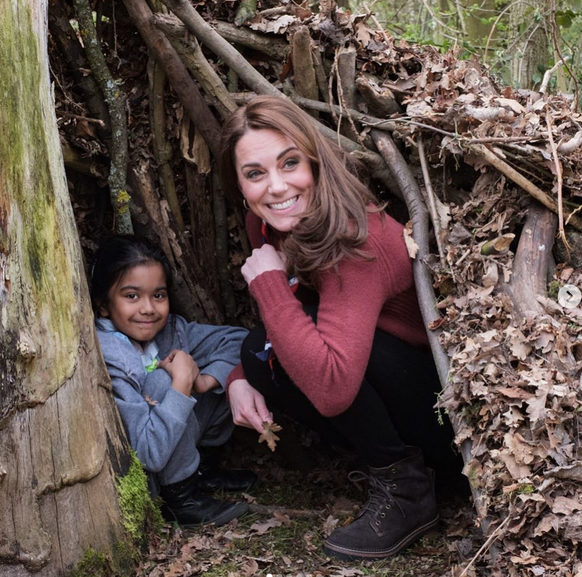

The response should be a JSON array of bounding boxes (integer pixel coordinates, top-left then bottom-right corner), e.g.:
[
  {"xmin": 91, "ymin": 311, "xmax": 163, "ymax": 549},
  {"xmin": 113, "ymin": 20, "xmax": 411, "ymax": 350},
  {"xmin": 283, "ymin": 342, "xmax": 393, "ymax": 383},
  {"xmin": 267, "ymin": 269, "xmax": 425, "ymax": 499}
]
[{"xmin": 323, "ymin": 515, "xmax": 440, "ymax": 561}]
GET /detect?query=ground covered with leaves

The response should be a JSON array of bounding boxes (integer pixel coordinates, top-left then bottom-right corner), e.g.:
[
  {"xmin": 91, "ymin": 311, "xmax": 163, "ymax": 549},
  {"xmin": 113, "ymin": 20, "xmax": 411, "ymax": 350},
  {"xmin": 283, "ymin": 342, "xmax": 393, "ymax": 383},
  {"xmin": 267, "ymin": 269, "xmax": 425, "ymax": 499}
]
[{"xmin": 134, "ymin": 431, "xmax": 481, "ymax": 577}]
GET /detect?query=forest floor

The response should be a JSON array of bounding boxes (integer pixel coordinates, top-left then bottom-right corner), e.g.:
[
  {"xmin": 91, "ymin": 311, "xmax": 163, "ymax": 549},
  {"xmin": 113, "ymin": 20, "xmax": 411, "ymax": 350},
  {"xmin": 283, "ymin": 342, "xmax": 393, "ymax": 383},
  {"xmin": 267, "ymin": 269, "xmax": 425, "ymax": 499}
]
[{"xmin": 136, "ymin": 426, "xmax": 483, "ymax": 577}]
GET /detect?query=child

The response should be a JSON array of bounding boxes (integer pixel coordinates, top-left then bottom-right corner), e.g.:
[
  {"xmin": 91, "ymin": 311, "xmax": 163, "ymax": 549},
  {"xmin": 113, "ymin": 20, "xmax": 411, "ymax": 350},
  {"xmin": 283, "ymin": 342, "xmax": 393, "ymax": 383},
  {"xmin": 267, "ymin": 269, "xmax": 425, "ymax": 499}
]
[{"xmin": 91, "ymin": 235, "xmax": 255, "ymax": 527}]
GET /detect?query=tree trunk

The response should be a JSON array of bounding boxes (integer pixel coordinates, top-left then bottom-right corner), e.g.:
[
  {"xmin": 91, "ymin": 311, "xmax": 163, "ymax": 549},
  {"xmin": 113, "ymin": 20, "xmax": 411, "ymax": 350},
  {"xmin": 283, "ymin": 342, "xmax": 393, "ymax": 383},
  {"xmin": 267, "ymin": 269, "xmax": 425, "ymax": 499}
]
[
  {"xmin": 0, "ymin": 2, "xmax": 132, "ymax": 575},
  {"xmin": 509, "ymin": 0, "xmax": 550, "ymax": 88}
]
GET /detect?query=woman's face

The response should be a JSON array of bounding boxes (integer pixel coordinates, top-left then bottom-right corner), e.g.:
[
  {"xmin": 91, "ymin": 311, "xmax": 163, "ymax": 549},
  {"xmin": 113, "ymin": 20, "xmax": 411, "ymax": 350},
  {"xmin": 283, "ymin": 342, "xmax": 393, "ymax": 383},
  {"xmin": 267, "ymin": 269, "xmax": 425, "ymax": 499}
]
[{"xmin": 234, "ymin": 128, "xmax": 315, "ymax": 232}]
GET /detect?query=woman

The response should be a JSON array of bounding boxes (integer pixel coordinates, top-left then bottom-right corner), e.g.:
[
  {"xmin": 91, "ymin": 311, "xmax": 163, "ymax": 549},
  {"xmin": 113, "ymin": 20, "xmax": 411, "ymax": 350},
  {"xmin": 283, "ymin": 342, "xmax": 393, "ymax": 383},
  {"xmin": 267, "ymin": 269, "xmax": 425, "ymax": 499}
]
[{"xmin": 219, "ymin": 96, "xmax": 455, "ymax": 560}]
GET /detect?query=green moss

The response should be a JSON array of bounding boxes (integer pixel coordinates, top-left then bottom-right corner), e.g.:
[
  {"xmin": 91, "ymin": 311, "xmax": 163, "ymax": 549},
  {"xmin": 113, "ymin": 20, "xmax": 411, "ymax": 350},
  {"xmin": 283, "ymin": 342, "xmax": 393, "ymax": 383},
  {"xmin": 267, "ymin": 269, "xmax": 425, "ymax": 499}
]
[
  {"xmin": 116, "ymin": 451, "xmax": 163, "ymax": 544},
  {"xmin": 0, "ymin": 2, "xmax": 79, "ymax": 391},
  {"xmin": 67, "ymin": 548, "xmax": 110, "ymax": 577},
  {"xmin": 547, "ymin": 279, "xmax": 561, "ymax": 301}
]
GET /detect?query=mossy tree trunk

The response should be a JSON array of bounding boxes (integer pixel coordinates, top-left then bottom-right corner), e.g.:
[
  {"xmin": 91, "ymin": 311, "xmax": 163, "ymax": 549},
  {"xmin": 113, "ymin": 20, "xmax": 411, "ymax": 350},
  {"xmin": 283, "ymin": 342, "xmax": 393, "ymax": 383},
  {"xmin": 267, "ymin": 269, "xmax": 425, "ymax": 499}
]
[{"xmin": 0, "ymin": 1, "xmax": 133, "ymax": 575}]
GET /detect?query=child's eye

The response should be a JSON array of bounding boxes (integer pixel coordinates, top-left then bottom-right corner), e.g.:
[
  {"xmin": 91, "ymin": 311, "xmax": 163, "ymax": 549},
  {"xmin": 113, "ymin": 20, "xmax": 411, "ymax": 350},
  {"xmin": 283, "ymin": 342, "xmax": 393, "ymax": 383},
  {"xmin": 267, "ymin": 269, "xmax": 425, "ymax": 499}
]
[
  {"xmin": 154, "ymin": 292, "xmax": 167, "ymax": 300},
  {"xmin": 125, "ymin": 293, "xmax": 138, "ymax": 300}
]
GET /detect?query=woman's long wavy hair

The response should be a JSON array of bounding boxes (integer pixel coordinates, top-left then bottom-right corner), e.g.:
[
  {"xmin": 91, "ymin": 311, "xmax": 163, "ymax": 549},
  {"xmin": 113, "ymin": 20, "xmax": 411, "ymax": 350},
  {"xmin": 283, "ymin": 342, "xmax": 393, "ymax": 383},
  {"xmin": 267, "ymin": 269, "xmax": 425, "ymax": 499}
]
[{"xmin": 219, "ymin": 95, "xmax": 381, "ymax": 289}]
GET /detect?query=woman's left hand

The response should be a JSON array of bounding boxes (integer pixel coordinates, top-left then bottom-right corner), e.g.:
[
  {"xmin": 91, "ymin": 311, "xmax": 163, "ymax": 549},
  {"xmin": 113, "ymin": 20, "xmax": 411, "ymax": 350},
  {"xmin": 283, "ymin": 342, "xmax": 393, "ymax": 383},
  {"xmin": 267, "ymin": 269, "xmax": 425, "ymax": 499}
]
[{"xmin": 241, "ymin": 245, "xmax": 286, "ymax": 285}]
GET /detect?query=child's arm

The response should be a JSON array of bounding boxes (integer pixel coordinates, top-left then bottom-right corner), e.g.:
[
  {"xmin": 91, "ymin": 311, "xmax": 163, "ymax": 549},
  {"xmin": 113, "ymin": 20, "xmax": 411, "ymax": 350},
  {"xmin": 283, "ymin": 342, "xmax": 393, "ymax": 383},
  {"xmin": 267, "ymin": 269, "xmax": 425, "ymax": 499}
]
[
  {"xmin": 181, "ymin": 319, "xmax": 249, "ymax": 393},
  {"xmin": 157, "ymin": 349, "xmax": 200, "ymax": 397}
]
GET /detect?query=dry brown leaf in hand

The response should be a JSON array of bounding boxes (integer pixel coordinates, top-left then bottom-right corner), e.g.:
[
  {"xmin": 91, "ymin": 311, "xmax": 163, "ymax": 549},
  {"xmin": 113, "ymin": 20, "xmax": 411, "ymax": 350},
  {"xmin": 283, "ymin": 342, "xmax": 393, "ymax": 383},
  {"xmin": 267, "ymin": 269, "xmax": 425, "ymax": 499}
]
[{"xmin": 258, "ymin": 421, "xmax": 282, "ymax": 452}]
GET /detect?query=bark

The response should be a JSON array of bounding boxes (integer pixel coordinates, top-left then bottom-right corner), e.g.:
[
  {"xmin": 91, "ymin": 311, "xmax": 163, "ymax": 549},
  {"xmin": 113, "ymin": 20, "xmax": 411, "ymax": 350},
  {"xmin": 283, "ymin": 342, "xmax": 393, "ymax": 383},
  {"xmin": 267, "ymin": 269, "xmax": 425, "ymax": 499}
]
[
  {"xmin": 154, "ymin": 13, "xmax": 237, "ymax": 120},
  {"xmin": 0, "ymin": 2, "xmax": 131, "ymax": 575},
  {"xmin": 128, "ymin": 166, "xmax": 223, "ymax": 324},
  {"xmin": 122, "ymin": 0, "xmax": 222, "ymax": 156},
  {"xmin": 72, "ymin": 0, "xmax": 133, "ymax": 234},
  {"xmin": 509, "ymin": 0, "xmax": 551, "ymax": 88},
  {"xmin": 47, "ymin": 1, "xmax": 111, "ymax": 134}
]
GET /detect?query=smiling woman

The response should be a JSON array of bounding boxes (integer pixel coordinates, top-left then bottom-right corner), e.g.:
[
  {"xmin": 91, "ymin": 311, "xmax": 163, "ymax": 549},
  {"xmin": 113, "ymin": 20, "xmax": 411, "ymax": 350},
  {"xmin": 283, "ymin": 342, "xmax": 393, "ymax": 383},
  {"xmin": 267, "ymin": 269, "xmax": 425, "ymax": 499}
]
[{"xmin": 219, "ymin": 96, "xmax": 459, "ymax": 562}]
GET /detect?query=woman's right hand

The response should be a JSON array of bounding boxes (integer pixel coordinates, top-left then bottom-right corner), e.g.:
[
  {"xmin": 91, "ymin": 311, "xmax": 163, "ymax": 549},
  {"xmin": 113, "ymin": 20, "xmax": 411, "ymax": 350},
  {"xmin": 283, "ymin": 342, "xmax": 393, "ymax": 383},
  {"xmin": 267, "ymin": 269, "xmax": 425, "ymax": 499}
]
[
  {"xmin": 158, "ymin": 350, "xmax": 199, "ymax": 397},
  {"xmin": 228, "ymin": 379, "xmax": 273, "ymax": 433}
]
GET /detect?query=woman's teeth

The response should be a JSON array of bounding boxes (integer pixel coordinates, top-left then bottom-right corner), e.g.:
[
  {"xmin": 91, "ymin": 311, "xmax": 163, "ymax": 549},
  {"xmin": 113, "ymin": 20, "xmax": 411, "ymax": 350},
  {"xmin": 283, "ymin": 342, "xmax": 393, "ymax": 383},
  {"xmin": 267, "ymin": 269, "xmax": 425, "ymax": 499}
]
[{"xmin": 270, "ymin": 196, "xmax": 298, "ymax": 211}]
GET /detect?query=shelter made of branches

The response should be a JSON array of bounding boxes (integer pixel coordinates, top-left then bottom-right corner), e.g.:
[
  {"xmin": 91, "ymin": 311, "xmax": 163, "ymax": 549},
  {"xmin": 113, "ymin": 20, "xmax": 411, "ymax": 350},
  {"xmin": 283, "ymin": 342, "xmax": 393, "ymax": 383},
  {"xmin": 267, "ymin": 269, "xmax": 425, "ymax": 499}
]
[{"xmin": 50, "ymin": 1, "xmax": 582, "ymax": 574}]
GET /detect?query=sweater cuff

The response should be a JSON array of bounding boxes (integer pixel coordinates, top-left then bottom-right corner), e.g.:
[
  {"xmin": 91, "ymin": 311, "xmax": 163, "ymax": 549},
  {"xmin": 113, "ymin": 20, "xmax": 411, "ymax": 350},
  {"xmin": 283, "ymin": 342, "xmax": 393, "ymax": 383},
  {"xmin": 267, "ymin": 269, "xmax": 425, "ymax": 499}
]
[
  {"xmin": 225, "ymin": 364, "xmax": 245, "ymax": 400},
  {"xmin": 249, "ymin": 269, "xmax": 295, "ymax": 311},
  {"xmin": 162, "ymin": 387, "xmax": 197, "ymax": 423}
]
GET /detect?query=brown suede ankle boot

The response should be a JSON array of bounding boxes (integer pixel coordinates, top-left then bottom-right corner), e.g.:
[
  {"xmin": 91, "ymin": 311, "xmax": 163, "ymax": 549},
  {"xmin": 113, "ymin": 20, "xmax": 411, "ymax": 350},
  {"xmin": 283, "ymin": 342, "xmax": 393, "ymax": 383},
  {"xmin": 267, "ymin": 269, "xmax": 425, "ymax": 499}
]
[{"xmin": 323, "ymin": 447, "xmax": 439, "ymax": 560}]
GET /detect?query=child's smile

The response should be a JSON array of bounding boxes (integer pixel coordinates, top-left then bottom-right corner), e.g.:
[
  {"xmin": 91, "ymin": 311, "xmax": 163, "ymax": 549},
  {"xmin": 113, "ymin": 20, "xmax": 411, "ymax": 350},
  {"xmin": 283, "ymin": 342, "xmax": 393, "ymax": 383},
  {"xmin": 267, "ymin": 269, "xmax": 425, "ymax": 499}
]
[{"xmin": 100, "ymin": 262, "xmax": 169, "ymax": 344}]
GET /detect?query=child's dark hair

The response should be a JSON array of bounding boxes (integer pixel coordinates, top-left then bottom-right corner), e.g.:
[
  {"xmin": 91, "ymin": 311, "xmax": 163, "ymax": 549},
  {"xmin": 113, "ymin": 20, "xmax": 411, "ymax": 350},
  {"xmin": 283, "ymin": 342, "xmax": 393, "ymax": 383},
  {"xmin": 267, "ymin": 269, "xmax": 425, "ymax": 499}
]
[{"xmin": 90, "ymin": 235, "xmax": 173, "ymax": 316}]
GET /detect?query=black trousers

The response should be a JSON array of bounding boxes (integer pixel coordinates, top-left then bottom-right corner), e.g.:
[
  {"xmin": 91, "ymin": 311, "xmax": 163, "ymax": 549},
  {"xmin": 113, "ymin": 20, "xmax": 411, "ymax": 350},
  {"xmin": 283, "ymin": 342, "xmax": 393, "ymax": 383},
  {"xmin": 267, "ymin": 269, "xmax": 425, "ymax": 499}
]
[{"xmin": 241, "ymin": 315, "xmax": 456, "ymax": 470}]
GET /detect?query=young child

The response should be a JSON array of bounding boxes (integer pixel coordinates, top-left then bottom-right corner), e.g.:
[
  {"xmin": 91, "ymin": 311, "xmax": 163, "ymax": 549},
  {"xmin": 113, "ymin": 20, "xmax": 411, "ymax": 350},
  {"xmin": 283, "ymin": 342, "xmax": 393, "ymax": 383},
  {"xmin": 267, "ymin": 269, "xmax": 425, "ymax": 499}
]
[{"xmin": 91, "ymin": 235, "xmax": 255, "ymax": 527}]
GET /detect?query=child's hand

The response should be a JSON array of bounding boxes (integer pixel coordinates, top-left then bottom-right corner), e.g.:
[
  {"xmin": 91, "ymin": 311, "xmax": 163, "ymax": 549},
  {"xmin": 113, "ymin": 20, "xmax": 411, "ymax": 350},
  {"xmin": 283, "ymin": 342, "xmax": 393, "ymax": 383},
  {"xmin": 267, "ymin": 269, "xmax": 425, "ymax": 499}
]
[{"xmin": 158, "ymin": 350, "xmax": 199, "ymax": 397}]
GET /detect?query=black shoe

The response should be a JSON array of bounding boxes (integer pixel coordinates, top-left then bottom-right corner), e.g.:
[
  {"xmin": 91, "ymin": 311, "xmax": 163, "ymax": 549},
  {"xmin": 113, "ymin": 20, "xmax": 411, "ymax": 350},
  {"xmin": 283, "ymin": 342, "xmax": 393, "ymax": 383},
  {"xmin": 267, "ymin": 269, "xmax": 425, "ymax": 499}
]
[
  {"xmin": 323, "ymin": 447, "xmax": 439, "ymax": 560},
  {"xmin": 160, "ymin": 473, "xmax": 248, "ymax": 527},
  {"xmin": 197, "ymin": 465, "xmax": 257, "ymax": 493}
]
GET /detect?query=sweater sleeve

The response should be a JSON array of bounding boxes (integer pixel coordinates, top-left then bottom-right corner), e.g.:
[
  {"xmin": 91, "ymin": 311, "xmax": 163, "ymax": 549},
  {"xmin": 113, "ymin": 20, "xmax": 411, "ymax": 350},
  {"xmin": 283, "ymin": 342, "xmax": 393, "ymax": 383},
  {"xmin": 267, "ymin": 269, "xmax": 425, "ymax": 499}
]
[
  {"xmin": 249, "ymin": 218, "xmax": 413, "ymax": 417},
  {"xmin": 181, "ymin": 318, "xmax": 248, "ymax": 393},
  {"xmin": 101, "ymin": 338, "xmax": 196, "ymax": 473}
]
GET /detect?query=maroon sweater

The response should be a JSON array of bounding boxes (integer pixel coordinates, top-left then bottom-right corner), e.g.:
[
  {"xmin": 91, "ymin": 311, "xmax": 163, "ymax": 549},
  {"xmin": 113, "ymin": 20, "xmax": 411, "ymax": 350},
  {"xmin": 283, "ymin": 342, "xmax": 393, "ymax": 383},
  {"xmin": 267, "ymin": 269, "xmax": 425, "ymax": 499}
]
[{"xmin": 228, "ymin": 211, "xmax": 428, "ymax": 417}]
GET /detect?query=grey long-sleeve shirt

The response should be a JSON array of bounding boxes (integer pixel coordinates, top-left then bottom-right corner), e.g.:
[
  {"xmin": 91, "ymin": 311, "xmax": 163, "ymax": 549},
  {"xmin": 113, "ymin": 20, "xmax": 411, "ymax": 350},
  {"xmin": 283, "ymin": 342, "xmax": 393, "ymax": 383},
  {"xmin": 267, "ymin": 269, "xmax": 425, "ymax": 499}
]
[{"xmin": 96, "ymin": 315, "xmax": 247, "ymax": 474}]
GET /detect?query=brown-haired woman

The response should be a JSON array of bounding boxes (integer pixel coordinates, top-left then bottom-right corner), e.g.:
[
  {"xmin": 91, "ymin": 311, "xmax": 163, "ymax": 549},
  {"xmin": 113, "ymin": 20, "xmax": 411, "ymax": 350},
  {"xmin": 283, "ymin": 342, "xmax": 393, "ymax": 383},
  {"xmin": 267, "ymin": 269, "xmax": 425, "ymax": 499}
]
[{"xmin": 220, "ymin": 95, "xmax": 456, "ymax": 560}]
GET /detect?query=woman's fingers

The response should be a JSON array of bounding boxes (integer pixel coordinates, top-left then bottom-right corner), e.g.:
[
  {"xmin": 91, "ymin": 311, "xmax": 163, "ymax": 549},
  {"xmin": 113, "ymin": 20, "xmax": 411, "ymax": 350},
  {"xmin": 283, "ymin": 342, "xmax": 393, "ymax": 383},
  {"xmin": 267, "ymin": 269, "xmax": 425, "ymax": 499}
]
[{"xmin": 229, "ymin": 379, "xmax": 272, "ymax": 433}]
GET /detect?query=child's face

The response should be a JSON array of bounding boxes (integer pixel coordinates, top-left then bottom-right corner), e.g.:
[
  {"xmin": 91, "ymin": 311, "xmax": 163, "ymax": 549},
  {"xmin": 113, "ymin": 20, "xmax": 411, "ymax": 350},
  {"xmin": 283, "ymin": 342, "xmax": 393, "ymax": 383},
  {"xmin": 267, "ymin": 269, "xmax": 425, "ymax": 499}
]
[{"xmin": 99, "ymin": 262, "xmax": 169, "ymax": 343}]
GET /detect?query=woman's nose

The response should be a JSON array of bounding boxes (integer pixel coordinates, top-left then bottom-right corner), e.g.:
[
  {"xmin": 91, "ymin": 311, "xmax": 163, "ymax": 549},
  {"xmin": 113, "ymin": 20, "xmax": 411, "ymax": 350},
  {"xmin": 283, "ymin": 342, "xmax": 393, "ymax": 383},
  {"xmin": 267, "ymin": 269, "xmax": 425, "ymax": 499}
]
[{"xmin": 268, "ymin": 171, "xmax": 288, "ymax": 194}]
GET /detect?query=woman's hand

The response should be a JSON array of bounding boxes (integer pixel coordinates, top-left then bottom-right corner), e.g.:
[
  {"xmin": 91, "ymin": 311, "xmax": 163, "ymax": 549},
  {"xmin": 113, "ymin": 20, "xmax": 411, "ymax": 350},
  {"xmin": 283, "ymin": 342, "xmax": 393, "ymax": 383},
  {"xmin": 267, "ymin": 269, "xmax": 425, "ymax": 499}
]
[
  {"xmin": 228, "ymin": 379, "xmax": 273, "ymax": 433},
  {"xmin": 159, "ymin": 350, "xmax": 199, "ymax": 397},
  {"xmin": 241, "ymin": 245, "xmax": 286, "ymax": 285}
]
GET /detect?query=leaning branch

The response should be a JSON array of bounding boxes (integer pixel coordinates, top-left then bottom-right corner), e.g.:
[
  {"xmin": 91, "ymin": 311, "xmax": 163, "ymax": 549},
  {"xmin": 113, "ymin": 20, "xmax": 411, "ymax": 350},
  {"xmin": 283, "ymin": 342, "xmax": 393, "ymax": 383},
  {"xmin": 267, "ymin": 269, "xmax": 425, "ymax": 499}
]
[
  {"xmin": 470, "ymin": 143, "xmax": 582, "ymax": 233},
  {"xmin": 72, "ymin": 0, "xmax": 132, "ymax": 234},
  {"xmin": 122, "ymin": 0, "xmax": 222, "ymax": 155}
]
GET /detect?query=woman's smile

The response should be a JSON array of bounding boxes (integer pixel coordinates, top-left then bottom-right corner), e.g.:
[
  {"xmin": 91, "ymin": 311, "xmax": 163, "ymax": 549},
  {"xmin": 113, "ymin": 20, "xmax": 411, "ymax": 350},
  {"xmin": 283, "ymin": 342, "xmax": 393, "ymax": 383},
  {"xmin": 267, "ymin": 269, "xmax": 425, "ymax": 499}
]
[{"xmin": 235, "ymin": 129, "xmax": 315, "ymax": 232}]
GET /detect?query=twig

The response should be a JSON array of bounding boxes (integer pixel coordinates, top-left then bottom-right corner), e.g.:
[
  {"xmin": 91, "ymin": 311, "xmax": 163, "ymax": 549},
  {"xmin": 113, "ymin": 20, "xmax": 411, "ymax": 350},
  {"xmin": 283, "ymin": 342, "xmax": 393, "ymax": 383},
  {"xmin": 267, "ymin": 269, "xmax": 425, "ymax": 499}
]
[
  {"xmin": 72, "ymin": 0, "xmax": 132, "ymax": 234},
  {"xmin": 545, "ymin": 108, "xmax": 569, "ymax": 256},
  {"xmin": 56, "ymin": 111, "xmax": 106, "ymax": 126},
  {"xmin": 539, "ymin": 59, "xmax": 564, "ymax": 94},
  {"xmin": 484, "ymin": 1, "xmax": 537, "ymax": 65},
  {"xmin": 470, "ymin": 143, "xmax": 582, "ymax": 233},
  {"xmin": 459, "ymin": 513, "xmax": 513, "ymax": 577},
  {"xmin": 417, "ymin": 137, "xmax": 446, "ymax": 265},
  {"xmin": 248, "ymin": 504, "xmax": 353, "ymax": 519},
  {"xmin": 363, "ymin": 4, "xmax": 391, "ymax": 44}
]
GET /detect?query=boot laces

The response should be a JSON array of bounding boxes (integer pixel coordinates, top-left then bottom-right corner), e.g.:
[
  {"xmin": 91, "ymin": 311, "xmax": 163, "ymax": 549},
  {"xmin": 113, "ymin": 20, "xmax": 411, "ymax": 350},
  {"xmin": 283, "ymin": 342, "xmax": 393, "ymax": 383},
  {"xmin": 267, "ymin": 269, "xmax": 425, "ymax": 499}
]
[{"xmin": 348, "ymin": 470, "xmax": 405, "ymax": 520}]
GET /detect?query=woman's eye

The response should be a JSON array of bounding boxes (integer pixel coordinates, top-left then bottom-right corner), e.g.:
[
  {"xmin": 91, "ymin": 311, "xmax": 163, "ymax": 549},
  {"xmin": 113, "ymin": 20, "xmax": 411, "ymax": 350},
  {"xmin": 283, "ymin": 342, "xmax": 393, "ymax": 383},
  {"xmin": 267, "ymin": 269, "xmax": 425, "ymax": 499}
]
[
  {"xmin": 246, "ymin": 170, "xmax": 262, "ymax": 180},
  {"xmin": 284, "ymin": 158, "xmax": 299, "ymax": 169}
]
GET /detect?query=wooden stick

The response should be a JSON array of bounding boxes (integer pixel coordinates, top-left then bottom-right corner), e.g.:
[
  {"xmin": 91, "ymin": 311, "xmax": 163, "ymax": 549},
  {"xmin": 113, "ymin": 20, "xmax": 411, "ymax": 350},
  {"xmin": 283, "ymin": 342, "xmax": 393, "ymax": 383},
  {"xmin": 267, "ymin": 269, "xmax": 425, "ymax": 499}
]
[
  {"xmin": 154, "ymin": 13, "xmax": 237, "ymax": 119},
  {"xmin": 546, "ymin": 107, "xmax": 569, "ymax": 253},
  {"xmin": 470, "ymin": 143, "xmax": 582, "ymax": 233},
  {"xmin": 417, "ymin": 137, "xmax": 446, "ymax": 264},
  {"xmin": 73, "ymin": 0, "xmax": 133, "ymax": 234},
  {"xmin": 160, "ymin": 0, "xmax": 281, "ymax": 97},
  {"xmin": 122, "ymin": 0, "xmax": 222, "ymax": 155}
]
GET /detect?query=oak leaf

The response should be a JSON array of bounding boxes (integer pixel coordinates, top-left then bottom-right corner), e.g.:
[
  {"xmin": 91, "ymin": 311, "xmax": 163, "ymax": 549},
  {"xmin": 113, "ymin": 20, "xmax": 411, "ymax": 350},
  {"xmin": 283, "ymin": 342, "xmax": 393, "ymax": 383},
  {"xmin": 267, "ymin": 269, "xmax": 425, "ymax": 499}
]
[{"xmin": 258, "ymin": 421, "xmax": 282, "ymax": 452}]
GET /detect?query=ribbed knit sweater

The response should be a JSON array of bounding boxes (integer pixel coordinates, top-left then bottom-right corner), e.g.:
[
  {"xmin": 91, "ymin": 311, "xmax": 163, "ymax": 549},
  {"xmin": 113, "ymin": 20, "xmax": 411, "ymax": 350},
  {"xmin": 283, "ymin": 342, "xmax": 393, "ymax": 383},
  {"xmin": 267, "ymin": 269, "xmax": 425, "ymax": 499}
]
[{"xmin": 229, "ymin": 210, "xmax": 428, "ymax": 417}]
